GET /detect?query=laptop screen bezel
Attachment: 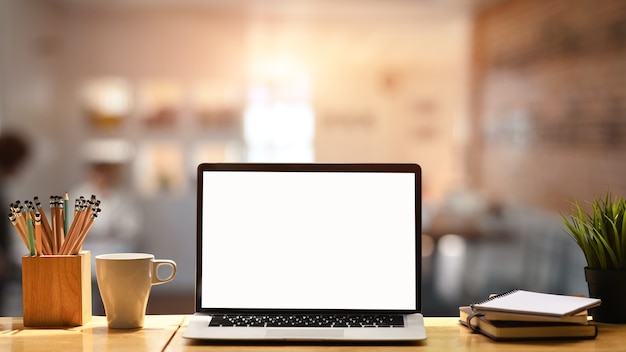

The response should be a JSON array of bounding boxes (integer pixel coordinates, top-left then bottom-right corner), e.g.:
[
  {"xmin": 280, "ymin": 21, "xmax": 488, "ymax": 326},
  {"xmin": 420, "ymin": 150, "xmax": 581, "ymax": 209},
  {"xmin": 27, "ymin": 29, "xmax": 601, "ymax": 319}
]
[{"xmin": 195, "ymin": 162, "xmax": 422, "ymax": 315}]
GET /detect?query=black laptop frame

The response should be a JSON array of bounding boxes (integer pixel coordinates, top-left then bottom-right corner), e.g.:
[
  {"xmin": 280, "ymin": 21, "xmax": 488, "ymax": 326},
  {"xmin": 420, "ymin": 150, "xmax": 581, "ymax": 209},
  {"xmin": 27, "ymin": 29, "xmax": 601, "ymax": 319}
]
[{"xmin": 195, "ymin": 163, "xmax": 422, "ymax": 316}]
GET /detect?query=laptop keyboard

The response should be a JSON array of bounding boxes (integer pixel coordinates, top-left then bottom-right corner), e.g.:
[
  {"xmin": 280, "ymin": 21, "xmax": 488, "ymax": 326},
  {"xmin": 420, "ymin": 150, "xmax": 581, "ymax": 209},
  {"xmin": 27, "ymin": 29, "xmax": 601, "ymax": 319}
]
[{"xmin": 209, "ymin": 314, "xmax": 405, "ymax": 328}]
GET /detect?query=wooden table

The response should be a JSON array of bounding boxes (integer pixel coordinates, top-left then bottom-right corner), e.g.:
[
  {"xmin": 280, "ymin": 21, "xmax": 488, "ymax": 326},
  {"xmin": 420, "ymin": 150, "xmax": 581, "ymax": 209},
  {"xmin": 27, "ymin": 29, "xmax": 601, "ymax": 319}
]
[
  {"xmin": 0, "ymin": 315, "xmax": 184, "ymax": 352},
  {"xmin": 1, "ymin": 315, "xmax": 625, "ymax": 351}
]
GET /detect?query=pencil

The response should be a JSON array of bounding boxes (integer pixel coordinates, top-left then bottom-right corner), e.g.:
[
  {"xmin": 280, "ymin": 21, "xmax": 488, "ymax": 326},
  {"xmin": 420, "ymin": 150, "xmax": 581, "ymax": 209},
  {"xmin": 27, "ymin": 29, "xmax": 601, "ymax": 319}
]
[
  {"xmin": 69, "ymin": 198, "xmax": 100, "ymax": 254},
  {"xmin": 69, "ymin": 208, "xmax": 99, "ymax": 255},
  {"xmin": 59, "ymin": 197, "xmax": 89, "ymax": 255},
  {"xmin": 34, "ymin": 197, "xmax": 54, "ymax": 254},
  {"xmin": 8, "ymin": 212, "xmax": 29, "ymax": 249},
  {"xmin": 74, "ymin": 197, "xmax": 82, "ymax": 216},
  {"xmin": 25, "ymin": 200, "xmax": 36, "ymax": 220},
  {"xmin": 50, "ymin": 196, "xmax": 59, "ymax": 254},
  {"xmin": 8, "ymin": 203, "xmax": 25, "ymax": 242},
  {"xmin": 57, "ymin": 196, "xmax": 66, "ymax": 250},
  {"xmin": 13, "ymin": 203, "xmax": 29, "ymax": 246},
  {"xmin": 64, "ymin": 192, "xmax": 70, "ymax": 236},
  {"xmin": 26, "ymin": 213, "xmax": 36, "ymax": 256},
  {"xmin": 9, "ymin": 194, "xmax": 100, "ymax": 256},
  {"xmin": 34, "ymin": 212, "xmax": 48, "ymax": 255},
  {"xmin": 62, "ymin": 196, "xmax": 85, "ymax": 253}
]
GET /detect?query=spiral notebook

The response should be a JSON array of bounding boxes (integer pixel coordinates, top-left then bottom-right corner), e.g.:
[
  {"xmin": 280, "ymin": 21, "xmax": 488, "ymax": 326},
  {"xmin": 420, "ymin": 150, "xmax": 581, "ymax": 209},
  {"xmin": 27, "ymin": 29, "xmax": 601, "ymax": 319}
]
[
  {"xmin": 470, "ymin": 290, "xmax": 601, "ymax": 317},
  {"xmin": 459, "ymin": 306, "xmax": 598, "ymax": 341}
]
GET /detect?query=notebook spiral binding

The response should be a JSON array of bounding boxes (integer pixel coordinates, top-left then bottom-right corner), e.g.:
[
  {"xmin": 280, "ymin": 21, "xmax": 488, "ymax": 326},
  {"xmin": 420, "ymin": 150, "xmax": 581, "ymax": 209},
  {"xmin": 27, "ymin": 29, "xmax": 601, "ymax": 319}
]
[
  {"xmin": 470, "ymin": 289, "xmax": 520, "ymax": 309},
  {"xmin": 467, "ymin": 289, "xmax": 520, "ymax": 333}
]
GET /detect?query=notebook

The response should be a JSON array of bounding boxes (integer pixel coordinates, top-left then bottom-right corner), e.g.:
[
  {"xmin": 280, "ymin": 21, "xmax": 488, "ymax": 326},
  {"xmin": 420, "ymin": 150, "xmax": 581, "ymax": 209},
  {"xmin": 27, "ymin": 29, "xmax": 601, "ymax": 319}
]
[
  {"xmin": 459, "ymin": 306, "xmax": 598, "ymax": 341},
  {"xmin": 470, "ymin": 290, "xmax": 602, "ymax": 317},
  {"xmin": 183, "ymin": 163, "xmax": 427, "ymax": 341}
]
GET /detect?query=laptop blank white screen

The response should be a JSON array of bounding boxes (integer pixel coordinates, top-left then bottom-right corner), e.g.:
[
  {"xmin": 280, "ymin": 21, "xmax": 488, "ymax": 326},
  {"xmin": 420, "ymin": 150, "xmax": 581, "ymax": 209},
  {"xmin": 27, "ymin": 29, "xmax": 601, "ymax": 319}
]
[{"xmin": 200, "ymin": 170, "xmax": 417, "ymax": 311}]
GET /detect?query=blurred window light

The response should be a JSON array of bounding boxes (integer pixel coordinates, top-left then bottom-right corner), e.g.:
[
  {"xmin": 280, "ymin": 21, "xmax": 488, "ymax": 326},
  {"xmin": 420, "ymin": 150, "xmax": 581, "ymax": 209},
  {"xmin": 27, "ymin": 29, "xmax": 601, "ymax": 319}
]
[
  {"xmin": 81, "ymin": 77, "xmax": 132, "ymax": 127},
  {"xmin": 243, "ymin": 86, "xmax": 314, "ymax": 162},
  {"xmin": 244, "ymin": 51, "xmax": 314, "ymax": 161},
  {"xmin": 437, "ymin": 233, "xmax": 466, "ymax": 257},
  {"xmin": 435, "ymin": 233, "xmax": 467, "ymax": 303}
]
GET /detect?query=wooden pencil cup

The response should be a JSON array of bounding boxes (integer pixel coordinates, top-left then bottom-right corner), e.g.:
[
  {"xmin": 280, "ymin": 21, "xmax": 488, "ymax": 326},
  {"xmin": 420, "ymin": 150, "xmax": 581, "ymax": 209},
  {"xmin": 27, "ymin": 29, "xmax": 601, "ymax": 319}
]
[{"xmin": 22, "ymin": 250, "xmax": 92, "ymax": 327}]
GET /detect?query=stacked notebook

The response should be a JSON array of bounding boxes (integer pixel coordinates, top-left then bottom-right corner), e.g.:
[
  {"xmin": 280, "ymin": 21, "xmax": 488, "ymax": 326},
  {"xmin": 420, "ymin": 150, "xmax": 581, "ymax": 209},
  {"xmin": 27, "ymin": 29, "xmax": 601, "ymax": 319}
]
[{"xmin": 459, "ymin": 290, "xmax": 601, "ymax": 341}]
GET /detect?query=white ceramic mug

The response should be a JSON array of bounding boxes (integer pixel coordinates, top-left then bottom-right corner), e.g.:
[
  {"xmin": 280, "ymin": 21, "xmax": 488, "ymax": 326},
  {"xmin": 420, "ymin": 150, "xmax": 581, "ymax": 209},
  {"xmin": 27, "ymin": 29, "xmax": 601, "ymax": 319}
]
[{"xmin": 95, "ymin": 253, "xmax": 177, "ymax": 329}]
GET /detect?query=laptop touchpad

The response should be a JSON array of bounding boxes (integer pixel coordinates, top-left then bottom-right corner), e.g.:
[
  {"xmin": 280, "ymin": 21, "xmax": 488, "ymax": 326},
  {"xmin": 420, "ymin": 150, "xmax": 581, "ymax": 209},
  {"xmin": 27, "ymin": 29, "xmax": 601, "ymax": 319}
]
[{"xmin": 266, "ymin": 329, "xmax": 344, "ymax": 338}]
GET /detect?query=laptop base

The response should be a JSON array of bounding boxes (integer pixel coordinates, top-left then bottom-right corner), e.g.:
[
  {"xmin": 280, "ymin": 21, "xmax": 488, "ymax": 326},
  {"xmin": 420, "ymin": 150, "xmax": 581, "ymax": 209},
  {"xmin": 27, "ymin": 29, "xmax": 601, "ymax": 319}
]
[{"xmin": 183, "ymin": 313, "xmax": 427, "ymax": 341}]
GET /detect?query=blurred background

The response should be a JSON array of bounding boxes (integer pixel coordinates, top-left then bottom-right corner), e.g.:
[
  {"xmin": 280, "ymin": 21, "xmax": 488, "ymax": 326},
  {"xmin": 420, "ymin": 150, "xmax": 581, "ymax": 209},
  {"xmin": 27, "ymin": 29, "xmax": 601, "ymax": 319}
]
[{"xmin": 1, "ymin": 0, "xmax": 625, "ymax": 316}]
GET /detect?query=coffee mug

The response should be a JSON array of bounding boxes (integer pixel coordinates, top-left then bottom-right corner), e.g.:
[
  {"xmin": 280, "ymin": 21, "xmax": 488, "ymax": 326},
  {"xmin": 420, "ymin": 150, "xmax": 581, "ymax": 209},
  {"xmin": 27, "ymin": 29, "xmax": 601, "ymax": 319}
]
[{"xmin": 95, "ymin": 253, "xmax": 177, "ymax": 329}]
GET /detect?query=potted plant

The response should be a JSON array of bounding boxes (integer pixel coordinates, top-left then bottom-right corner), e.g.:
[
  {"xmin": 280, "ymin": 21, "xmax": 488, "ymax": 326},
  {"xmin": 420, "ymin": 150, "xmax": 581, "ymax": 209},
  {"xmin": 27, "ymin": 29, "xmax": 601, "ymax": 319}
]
[{"xmin": 562, "ymin": 193, "xmax": 626, "ymax": 323}]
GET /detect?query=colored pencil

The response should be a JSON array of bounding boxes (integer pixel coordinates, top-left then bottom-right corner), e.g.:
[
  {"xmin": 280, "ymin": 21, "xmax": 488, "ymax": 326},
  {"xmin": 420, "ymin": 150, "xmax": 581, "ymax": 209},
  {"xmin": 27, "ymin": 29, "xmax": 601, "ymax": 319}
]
[
  {"xmin": 64, "ymin": 192, "xmax": 70, "ymax": 236},
  {"xmin": 26, "ymin": 213, "xmax": 36, "ymax": 256}
]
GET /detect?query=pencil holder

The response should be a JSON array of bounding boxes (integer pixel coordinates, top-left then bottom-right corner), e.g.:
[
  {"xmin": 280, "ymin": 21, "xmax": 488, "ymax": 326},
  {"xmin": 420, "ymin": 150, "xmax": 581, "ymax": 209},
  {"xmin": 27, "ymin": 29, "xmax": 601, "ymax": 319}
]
[{"xmin": 22, "ymin": 250, "xmax": 92, "ymax": 327}]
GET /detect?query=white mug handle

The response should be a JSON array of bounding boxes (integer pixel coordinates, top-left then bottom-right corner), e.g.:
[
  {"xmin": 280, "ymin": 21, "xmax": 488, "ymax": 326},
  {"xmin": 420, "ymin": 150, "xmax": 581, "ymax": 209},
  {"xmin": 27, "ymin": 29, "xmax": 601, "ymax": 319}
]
[{"xmin": 151, "ymin": 259, "xmax": 177, "ymax": 285}]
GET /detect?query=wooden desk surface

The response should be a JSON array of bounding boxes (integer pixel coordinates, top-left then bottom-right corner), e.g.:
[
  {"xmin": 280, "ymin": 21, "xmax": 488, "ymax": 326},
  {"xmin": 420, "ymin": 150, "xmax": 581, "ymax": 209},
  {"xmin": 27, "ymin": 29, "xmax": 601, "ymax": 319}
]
[
  {"xmin": 0, "ymin": 315, "xmax": 184, "ymax": 352},
  {"xmin": 167, "ymin": 317, "xmax": 626, "ymax": 352},
  {"xmin": 1, "ymin": 315, "xmax": 624, "ymax": 351}
]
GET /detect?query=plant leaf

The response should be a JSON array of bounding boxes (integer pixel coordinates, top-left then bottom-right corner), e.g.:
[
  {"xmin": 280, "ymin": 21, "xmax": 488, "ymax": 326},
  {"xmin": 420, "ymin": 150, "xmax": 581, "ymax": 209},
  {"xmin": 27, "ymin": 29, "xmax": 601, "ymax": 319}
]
[{"xmin": 562, "ymin": 194, "xmax": 626, "ymax": 270}]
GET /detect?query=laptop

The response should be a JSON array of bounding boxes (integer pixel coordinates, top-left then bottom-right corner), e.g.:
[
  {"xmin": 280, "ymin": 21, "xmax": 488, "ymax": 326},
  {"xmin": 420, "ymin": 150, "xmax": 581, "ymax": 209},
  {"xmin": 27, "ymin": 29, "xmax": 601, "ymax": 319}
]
[{"xmin": 183, "ymin": 163, "xmax": 427, "ymax": 342}]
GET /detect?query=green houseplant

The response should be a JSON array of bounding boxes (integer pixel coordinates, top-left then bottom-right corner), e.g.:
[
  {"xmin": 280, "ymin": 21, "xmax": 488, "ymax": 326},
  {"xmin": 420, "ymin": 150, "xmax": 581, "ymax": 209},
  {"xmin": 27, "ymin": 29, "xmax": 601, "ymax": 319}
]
[{"xmin": 562, "ymin": 193, "xmax": 626, "ymax": 323}]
